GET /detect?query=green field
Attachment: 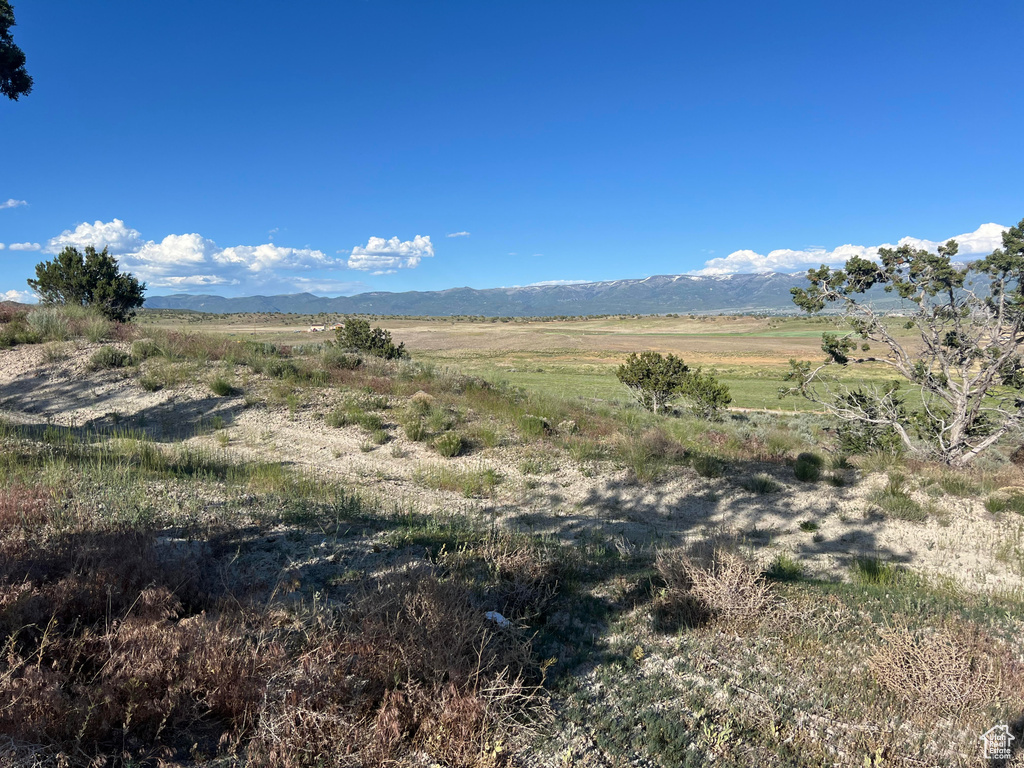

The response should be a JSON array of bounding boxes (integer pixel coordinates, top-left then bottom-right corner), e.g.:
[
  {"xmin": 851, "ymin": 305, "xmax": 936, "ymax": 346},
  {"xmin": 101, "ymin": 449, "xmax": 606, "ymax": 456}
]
[{"xmin": 139, "ymin": 311, "xmax": 919, "ymax": 412}]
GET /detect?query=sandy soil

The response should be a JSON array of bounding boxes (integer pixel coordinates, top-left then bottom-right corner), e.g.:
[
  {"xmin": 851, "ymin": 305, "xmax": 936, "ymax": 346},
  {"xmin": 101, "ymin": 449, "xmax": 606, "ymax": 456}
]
[{"xmin": 1, "ymin": 341, "xmax": 1020, "ymax": 593}]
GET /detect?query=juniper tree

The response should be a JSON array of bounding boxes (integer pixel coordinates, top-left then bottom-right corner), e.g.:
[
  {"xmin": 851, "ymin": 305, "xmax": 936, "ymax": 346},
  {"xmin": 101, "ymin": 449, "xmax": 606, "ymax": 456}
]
[
  {"xmin": 786, "ymin": 217, "xmax": 1024, "ymax": 467},
  {"xmin": 28, "ymin": 246, "xmax": 146, "ymax": 322}
]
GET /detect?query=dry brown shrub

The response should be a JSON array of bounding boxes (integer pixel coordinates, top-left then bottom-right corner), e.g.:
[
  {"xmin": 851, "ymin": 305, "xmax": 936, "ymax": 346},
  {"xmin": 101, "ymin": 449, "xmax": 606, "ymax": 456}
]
[
  {"xmin": 0, "ymin": 302, "xmax": 28, "ymax": 324},
  {"xmin": 410, "ymin": 390, "xmax": 436, "ymax": 407},
  {"xmin": 0, "ymin": 485, "xmax": 51, "ymax": 531},
  {"xmin": 654, "ymin": 547, "xmax": 774, "ymax": 630},
  {"xmin": 639, "ymin": 427, "xmax": 686, "ymax": 462},
  {"xmin": 704, "ymin": 430, "xmax": 730, "ymax": 449},
  {"xmin": 249, "ymin": 569, "xmax": 545, "ymax": 768},
  {"xmin": 0, "ymin": 522, "xmax": 544, "ymax": 766},
  {"xmin": 870, "ymin": 621, "xmax": 1024, "ymax": 722},
  {"xmin": 110, "ymin": 321, "xmax": 138, "ymax": 342},
  {"xmin": 475, "ymin": 538, "xmax": 561, "ymax": 622}
]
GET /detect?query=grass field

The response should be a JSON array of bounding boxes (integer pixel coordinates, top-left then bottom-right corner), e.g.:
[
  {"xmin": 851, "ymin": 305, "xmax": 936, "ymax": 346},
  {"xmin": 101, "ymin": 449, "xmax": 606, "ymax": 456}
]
[{"xmin": 139, "ymin": 311, "xmax": 918, "ymax": 412}]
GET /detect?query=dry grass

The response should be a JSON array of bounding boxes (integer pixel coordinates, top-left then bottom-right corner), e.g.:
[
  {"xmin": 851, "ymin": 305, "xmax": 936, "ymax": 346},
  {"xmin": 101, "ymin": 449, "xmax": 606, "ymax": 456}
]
[
  {"xmin": 870, "ymin": 620, "xmax": 1024, "ymax": 723},
  {"xmin": 249, "ymin": 569, "xmax": 546, "ymax": 768},
  {"xmin": 0, "ymin": 515, "xmax": 546, "ymax": 767},
  {"xmin": 654, "ymin": 547, "xmax": 775, "ymax": 630}
]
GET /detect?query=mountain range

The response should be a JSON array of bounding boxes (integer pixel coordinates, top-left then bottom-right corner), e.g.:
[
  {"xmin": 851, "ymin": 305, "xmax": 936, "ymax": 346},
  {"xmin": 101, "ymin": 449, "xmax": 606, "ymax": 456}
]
[{"xmin": 145, "ymin": 272, "xmax": 820, "ymax": 316}]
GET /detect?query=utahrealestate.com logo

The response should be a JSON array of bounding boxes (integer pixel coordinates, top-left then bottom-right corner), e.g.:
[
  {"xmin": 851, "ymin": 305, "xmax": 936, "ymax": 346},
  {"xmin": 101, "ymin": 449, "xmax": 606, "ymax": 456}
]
[{"xmin": 980, "ymin": 725, "xmax": 1015, "ymax": 760}]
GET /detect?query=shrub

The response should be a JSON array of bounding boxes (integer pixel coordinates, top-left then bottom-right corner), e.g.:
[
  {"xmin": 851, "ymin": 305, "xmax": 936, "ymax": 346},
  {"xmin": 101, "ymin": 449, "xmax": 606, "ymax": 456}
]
[
  {"xmin": 740, "ymin": 473, "xmax": 782, "ymax": 494},
  {"xmin": 793, "ymin": 452, "xmax": 822, "ymax": 482},
  {"xmin": 434, "ymin": 431, "xmax": 464, "ymax": 458},
  {"xmin": 130, "ymin": 338, "xmax": 162, "ymax": 362},
  {"xmin": 321, "ymin": 345, "xmax": 362, "ymax": 370},
  {"xmin": 210, "ymin": 376, "xmax": 240, "ymax": 397},
  {"xmin": 83, "ymin": 315, "xmax": 112, "ymax": 342},
  {"xmin": 28, "ymin": 245, "xmax": 146, "ymax": 322},
  {"xmin": 691, "ymin": 454, "xmax": 725, "ymax": 478},
  {"xmin": 517, "ymin": 414, "xmax": 551, "ymax": 439},
  {"xmin": 617, "ymin": 351, "xmax": 731, "ymax": 417},
  {"xmin": 655, "ymin": 547, "xmax": 774, "ymax": 629},
  {"xmin": 616, "ymin": 351, "xmax": 690, "ymax": 414},
  {"xmin": 404, "ymin": 418, "xmax": 427, "ymax": 442},
  {"xmin": 871, "ymin": 472, "xmax": 926, "ymax": 521},
  {"xmin": 336, "ymin": 317, "xmax": 406, "ymax": 359},
  {"xmin": 765, "ymin": 553, "xmax": 804, "ymax": 582},
  {"xmin": 869, "ymin": 622, "xmax": 1016, "ymax": 720},
  {"xmin": 26, "ymin": 306, "xmax": 70, "ymax": 341},
  {"xmin": 87, "ymin": 345, "xmax": 130, "ymax": 370},
  {"xmin": 676, "ymin": 367, "xmax": 732, "ymax": 419},
  {"xmin": 408, "ymin": 390, "xmax": 436, "ymax": 416}
]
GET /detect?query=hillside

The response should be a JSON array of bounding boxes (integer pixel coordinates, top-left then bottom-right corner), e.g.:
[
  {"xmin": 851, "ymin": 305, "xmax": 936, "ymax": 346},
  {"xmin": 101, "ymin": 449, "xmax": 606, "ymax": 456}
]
[{"xmin": 145, "ymin": 272, "xmax": 814, "ymax": 316}]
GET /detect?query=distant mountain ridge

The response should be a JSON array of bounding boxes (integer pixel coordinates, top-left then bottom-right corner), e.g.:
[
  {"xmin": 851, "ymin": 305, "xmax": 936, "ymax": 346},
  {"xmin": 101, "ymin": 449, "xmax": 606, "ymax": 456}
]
[{"xmin": 145, "ymin": 272, "xmax": 816, "ymax": 316}]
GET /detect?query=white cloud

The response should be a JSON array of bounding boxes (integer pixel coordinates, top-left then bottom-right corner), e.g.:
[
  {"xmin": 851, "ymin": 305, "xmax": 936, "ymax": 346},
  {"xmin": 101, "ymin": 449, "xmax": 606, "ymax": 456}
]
[
  {"xmin": 447, "ymin": 231, "xmax": 471, "ymax": 238},
  {"xmin": 42, "ymin": 219, "xmax": 358, "ymax": 292},
  {"xmin": 1, "ymin": 199, "xmax": 27, "ymax": 210},
  {"xmin": 8, "ymin": 242, "xmax": 41, "ymax": 251},
  {"xmin": 0, "ymin": 244, "xmax": 4, "ymax": 250},
  {"xmin": 691, "ymin": 222, "xmax": 1010, "ymax": 276},
  {"xmin": 347, "ymin": 235, "xmax": 434, "ymax": 273},
  {"xmin": 47, "ymin": 219, "xmax": 145, "ymax": 255},
  {"xmin": 1, "ymin": 289, "xmax": 36, "ymax": 303}
]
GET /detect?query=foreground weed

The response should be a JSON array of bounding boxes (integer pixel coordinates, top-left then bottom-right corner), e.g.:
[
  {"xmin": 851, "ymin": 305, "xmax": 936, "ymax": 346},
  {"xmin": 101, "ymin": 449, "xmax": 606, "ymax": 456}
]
[
  {"xmin": 871, "ymin": 472, "xmax": 926, "ymax": 521},
  {"xmin": 765, "ymin": 553, "xmax": 804, "ymax": 581},
  {"xmin": 434, "ymin": 431, "xmax": 464, "ymax": 458},
  {"xmin": 87, "ymin": 345, "xmax": 130, "ymax": 371},
  {"xmin": 851, "ymin": 557, "xmax": 903, "ymax": 586},
  {"xmin": 414, "ymin": 463, "xmax": 501, "ymax": 498},
  {"xmin": 740, "ymin": 473, "xmax": 781, "ymax": 494}
]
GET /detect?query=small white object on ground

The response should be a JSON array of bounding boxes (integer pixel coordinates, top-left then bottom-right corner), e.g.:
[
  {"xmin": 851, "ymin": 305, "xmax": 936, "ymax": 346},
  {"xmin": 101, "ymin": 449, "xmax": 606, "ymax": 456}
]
[{"xmin": 485, "ymin": 611, "xmax": 511, "ymax": 628}]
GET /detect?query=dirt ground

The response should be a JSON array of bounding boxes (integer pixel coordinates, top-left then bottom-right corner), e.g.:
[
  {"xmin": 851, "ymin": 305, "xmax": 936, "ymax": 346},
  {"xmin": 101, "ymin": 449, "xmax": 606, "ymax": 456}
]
[{"xmin": 1, "ymin": 341, "xmax": 1021, "ymax": 594}]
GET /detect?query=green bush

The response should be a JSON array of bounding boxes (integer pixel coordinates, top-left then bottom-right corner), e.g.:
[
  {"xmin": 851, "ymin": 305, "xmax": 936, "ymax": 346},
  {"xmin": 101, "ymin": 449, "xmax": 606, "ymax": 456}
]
[
  {"xmin": 434, "ymin": 431, "xmax": 464, "ymax": 458},
  {"xmin": 517, "ymin": 414, "xmax": 550, "ymax": 439},
  {"xmin": 130, "ymin": 339, "xmax": 162, "ymax": 362},
  {"xmin": 210, "ymin": 376, "xmax": 240, "ymax": 397},
  {"xmin": 336, "ymin": 318, "xmax": 406, "ymax": 360},
  {"xmin": 28, "ymin": 245, "xmax": 146, "ymax": 322},
  {"xmin": 87, "ymin": 346, "xmax": 129, "ymax": 371},
  {"xmin": 740, "ymin": 473, "xmax": 782, "ymax": 494},
  {"xmin": 616, "ymin": 351, "xmax": 731, "ymax": 417},
  {"xmin": 793, "ymin": 452, "xmax": 822, "ymax": 482},
  {"xmin": 765, "ymin": 554, "xmax": 804, "ymax": 582},
  {"xmin": 26, "ymin": 307, "xmax": 70, "ymax": 341},
  {"xmin": 403, "ymin": 418, "xmax": 427, "ymax": 442},
  {"xmin": 615, "ymin": 351, "xmax": 690, "ymax": 414},
  {"xmin": 870, "ymin": 473, "xmax": 926, "ymax": 521},
  {"xmin": 834, "ymin": 389, "xmax": 906, "ymax": 456},
  {"xmin": 321, "ymin": 346, "xmax": 362, "ymax": 370},
  {"xmin": 676, "ymin": 368, "xmax": 732, "ymax": 419},
  {"xmin": 691, "ymin": 454, "xmax": 725, "ymax": 478}
]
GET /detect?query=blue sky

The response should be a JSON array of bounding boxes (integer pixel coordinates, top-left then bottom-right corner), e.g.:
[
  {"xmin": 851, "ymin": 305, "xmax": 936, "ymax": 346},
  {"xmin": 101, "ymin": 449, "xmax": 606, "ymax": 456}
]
[{"xmin": 2, "ymin": 0, "xmax": 1022, "ymax": 301}]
